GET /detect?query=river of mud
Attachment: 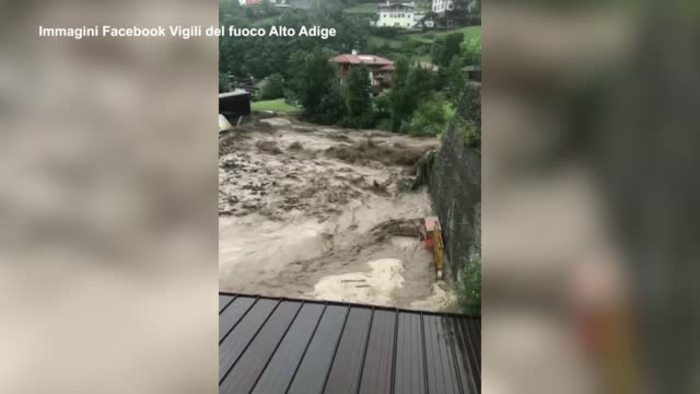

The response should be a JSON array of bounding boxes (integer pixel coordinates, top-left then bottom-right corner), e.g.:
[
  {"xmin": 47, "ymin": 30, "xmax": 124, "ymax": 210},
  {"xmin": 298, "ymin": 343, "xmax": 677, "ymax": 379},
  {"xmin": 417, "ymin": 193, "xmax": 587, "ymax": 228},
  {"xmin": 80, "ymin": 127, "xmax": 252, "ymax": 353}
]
[{"xmin": 219, "ymin": 117, "xmax": 454, "ymax": 310}]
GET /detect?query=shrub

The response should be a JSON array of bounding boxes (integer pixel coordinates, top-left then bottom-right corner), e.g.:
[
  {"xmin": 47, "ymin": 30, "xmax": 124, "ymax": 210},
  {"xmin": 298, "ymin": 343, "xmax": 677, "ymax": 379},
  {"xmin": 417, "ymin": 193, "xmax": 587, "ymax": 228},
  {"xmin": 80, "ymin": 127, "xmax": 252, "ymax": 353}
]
[
  {"xmin": 408, "ymin": 98, "xmax": 455, "ymax": 136},
  {"xmin": 371, "ymin": 26, "xmax": 401, "ymax": 39},
  {"xmin": 454, "ymin": 117, "xmax": 480, "ymax": 147},
  {"xmin": 258, "ymin": 73, "xmax": 285, "ymax": 100},
  {"xmin": 376, "ymin": 119, "xmax": 393, "ymax": 131}
]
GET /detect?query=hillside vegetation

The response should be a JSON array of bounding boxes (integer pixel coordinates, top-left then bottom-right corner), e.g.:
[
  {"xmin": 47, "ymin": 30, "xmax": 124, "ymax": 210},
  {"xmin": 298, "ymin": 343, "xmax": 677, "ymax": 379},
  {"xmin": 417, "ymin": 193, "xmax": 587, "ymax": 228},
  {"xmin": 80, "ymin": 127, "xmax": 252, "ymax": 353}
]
[{"xmin": 220, "ymin": 0, "xmax": 481, "ymax": 134}]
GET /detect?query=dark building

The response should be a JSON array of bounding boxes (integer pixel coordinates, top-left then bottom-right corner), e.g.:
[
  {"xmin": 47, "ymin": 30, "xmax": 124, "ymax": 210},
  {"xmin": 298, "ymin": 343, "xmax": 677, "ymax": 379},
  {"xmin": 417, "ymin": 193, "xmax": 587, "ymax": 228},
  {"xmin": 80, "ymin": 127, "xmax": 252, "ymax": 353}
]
[{"xmin": 219, "ymin": 89, "xmax": 251, "ymax": 120}]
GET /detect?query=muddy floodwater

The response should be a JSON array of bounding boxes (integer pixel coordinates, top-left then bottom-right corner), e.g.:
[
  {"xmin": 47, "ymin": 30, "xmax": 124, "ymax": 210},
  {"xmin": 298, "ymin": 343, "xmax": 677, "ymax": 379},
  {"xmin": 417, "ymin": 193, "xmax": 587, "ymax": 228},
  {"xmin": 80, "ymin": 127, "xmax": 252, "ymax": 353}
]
[{"xmin": 219, "ymin": 117, "xmax": 454, "ymax": 310}]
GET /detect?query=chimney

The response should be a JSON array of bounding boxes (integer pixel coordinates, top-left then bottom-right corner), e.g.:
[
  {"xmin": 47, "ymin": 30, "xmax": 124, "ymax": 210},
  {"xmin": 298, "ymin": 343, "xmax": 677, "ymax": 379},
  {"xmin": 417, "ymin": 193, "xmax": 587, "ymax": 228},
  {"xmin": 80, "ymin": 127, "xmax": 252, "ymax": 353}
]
[{"xmin": 351, "ymin": 49, "xmax": 358, "ymax": 55}]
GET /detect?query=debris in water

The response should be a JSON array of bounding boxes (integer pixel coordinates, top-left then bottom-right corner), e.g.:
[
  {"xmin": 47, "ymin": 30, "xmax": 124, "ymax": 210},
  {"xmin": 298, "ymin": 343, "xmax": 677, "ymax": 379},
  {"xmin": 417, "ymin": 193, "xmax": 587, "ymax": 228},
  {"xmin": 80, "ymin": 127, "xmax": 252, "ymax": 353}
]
[
  {"xmin": 219, "ymin": 117, "xmax": 453, "ymax": 309},
  {"xmin": 255, "ymin": 140, "xmax": 283, "ymax": 155}
]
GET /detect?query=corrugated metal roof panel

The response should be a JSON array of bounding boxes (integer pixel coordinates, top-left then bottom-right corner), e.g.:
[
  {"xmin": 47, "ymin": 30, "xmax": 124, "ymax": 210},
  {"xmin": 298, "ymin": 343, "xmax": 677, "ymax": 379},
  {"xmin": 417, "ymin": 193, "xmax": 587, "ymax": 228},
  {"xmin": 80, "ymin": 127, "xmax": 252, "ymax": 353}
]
[
  {"xmin": 287, "ymin": 305, "xmax": 348, "ymax": 394},
  {"xmin": 219, "ymin": 296, "xmax": 256, "ymax": 343},
  {"xmin": 323, "ymin": 307, "xmax": 372, "ymax": 394},
  {"xmin": 219, "ymin": 299, "xmax": 278, "ymax": 380},
  {"xmin": 221, "ymin": 301, "xmax": 301, "ymax": 394},
  {"xmin": 219, "ymin": 293, "xmax": 480, "ymax": 394},
  {"xmin": 219, "ymin": 294, "xmax": 234, "ymax": 312},
  {"xmin": 359, "ymin": 309, "xmax": 396, "ymax": 393},
  {"xmin": 394, "ymin": 312, "xmax": 427, "ymax": 394},
  {"xmin": 251, "ymin": 303, "xmax": 325, "ymax": 394}
]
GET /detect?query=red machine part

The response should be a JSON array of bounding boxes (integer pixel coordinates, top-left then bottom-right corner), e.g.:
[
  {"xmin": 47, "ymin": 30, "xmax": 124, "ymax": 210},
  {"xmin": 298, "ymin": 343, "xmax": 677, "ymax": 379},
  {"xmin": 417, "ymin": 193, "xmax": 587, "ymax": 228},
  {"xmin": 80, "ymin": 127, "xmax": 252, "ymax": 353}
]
[{"xmin": 420, "ymin": 217, "xmax": 439, "ymax": 248}]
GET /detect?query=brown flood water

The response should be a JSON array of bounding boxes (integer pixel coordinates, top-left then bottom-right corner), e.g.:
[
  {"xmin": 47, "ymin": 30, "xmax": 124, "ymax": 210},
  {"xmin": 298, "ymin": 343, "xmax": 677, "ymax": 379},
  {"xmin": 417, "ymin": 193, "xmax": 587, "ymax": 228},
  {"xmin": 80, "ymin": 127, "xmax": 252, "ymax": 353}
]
[{"xmin": 219, "ymin": 117, "xmax": 454, "ymax": 310}]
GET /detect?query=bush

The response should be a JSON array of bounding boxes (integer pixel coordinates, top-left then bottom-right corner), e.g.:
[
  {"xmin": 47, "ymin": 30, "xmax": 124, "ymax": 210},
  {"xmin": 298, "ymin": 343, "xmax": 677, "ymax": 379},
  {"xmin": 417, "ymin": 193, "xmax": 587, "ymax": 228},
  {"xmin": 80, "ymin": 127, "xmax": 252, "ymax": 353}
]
[
  {"xmin": 258, "ymin": 73, "xmax": 285, "ymax": 100},
  {"xmin": 460, "ymin": 123, "xmax": 480, "ymax": 147},
  {"xmin": 371, "ymin": 26, "xmax": 401, "ymax": 39},
  {"xmin": 290, "ymin": 49, "xmax": 346, "ymax": 124},
  {"xmin": 373, "ymin": 92, "xmax": 391, "ymax": 118},
  {"xmin": 339, "ymin": 112, "xmax": 376, "ymax": 129},
  {"xmin": 431, "ymin": 32, "xmax": 465, "ymax": 67},
  {"xmin": 376, "ymin": 119, "xmax": 393, "ymax": 131},
  {"xmin": 345, "ymin": 66, "xmax": 372, "ymax": 119},
  {"xmin": 458, "ymin": 260, "xmax": 481, "ymax": 316},
  {"xmin": 312, "ymin": 82, "xmax": 346, "ymax": 125},
  {"xmin": 461, "ymin": 36, "xmax": 482, "ymax": 67},
  {"xmin": 453, "ymin": 117, "xmax": 480, "ymax": 147},
  {"xmin": 408, "ymin": 98, "xmax": 455, "ymax": 136}
]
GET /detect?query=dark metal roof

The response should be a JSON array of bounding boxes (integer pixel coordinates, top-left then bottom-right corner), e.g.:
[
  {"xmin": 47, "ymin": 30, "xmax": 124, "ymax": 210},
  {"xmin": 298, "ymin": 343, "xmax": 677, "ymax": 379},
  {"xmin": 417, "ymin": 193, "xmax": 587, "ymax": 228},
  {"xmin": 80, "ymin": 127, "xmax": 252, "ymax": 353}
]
[
  {"xmin": 219, "ymin": 293, "xmax": 481, "ymax": 394},
  {"xmin": 219, "ymin": 89, "xmax": 251, "ymax": 118}
]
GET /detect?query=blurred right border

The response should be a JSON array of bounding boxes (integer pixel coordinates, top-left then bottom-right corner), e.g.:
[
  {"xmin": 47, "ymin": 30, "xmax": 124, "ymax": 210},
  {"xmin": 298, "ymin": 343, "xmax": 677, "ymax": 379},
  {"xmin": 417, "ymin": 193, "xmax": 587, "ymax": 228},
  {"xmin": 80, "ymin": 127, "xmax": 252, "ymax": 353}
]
[{"xmin": 483, "ymin": 0, "xmax": 700, "ymax": 393}]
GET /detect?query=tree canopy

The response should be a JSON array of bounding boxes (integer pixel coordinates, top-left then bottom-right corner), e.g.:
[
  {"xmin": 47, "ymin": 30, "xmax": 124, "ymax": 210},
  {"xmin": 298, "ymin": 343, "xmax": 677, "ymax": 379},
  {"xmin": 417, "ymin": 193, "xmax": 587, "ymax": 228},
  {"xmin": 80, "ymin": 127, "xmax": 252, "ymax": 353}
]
[{"xmin": 219, "ymin": 0, "xmax": 481, "ymax": 135}]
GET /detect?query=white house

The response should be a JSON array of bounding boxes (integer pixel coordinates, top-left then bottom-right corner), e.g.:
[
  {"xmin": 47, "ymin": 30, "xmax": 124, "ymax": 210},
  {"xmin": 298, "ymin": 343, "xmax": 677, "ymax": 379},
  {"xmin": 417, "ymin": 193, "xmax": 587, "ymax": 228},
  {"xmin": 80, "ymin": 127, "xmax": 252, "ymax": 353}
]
[
  {"xmin": 375, "ymin": 2, "xmax": 424, "ymax": 29},
  {"xmin": 432, "ymin": 0, "xmax": 477, "ymax": 14},
  {"xmin": 432, "ymin": 0, "xmax": 448, "ymax": 13}
]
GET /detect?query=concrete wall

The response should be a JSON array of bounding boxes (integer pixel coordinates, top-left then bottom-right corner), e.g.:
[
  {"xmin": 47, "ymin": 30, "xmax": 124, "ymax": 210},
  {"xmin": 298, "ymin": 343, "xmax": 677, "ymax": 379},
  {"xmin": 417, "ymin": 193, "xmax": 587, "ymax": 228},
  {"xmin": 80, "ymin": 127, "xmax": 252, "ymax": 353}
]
[{"xmin": 429, "ymin": 82, "xmax": 481, "ymax": 282}]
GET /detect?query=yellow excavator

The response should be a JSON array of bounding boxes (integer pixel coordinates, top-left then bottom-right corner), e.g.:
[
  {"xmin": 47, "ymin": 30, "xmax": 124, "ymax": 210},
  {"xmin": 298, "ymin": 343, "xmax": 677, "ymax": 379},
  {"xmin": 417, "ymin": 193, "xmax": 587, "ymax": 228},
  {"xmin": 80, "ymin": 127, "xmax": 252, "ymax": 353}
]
[{"xmin": 419, "ymin": 216, "xmax": 445, "ymax": 280}]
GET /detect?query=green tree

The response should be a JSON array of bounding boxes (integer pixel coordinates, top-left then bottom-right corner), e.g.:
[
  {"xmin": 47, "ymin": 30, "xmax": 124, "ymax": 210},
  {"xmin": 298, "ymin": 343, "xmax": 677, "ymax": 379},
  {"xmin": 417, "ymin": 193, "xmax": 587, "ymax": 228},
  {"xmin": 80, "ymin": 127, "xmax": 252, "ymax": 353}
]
[
  {"xmin": 259, "ymin": 73, "xmax": 285, "ymax": 100},
  {"xmin": 461, "ymin": 37, "xmax": 481, "ymax": 67},
  {"xmin": 431, "ymin": 32, "xmax": 465, "ymax": 67},
  {"xmin": 345, "ymin": 66, "xmax": 372, "ymax": 119},
  {"xmin": 389, "ymin": 59, "xmax": 436, "ymax": 132},
  {"xmin": 446, "ymin": 57, "xmax": 466, "ymax": 102},
  {"xmin": 406, "ymin": 64, "xmax": 435, "ymax": 100},
  {"xmin": 260, "ymin": 0, "xmax": 275, "ymax": 15},
  {"xmin": 372, "ymin": 92, "xmax": 392, "ymax": 129},
  {"xmin": 289, "ymin": 49, "xmax": 345, "ymax": 124},
  {"xmin": 408, "ymin": 96, "xmax": 455, "ymax": 136},
  {"xmin": 219, "ymin": 1, "xmax": 370, "ymax": 80},
  {"xmin": 316, "ymin": 81, "xmax": 346, "ymax": 124},
  {"xmin": 389, "ymin": 57, "xmax": 411, "ymax": 132}
]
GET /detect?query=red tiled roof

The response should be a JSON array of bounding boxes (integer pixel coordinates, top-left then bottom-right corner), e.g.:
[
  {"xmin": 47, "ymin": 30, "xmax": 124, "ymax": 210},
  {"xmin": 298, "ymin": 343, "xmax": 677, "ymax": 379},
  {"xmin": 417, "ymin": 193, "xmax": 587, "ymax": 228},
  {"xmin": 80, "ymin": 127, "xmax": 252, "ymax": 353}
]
[{"xmin": 330, "ymin": 54, "xmax": 394, "ymax": 67}]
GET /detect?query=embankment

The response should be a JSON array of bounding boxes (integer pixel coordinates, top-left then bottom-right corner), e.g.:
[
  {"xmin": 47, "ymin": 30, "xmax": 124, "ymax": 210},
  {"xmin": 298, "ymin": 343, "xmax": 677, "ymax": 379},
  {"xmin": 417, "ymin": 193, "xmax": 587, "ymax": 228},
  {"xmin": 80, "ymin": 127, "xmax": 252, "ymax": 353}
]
[{"xmin": 429, "ymin": 82, "xmax": 481, "ymax": 282}]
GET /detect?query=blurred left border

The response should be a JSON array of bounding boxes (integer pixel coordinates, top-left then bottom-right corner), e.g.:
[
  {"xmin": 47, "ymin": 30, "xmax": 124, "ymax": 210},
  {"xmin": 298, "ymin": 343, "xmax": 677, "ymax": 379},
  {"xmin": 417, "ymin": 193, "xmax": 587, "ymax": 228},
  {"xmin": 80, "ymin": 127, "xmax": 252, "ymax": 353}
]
[{"xmin": 0, "ymin": 1, "xmax": 219, "ymax": 393}]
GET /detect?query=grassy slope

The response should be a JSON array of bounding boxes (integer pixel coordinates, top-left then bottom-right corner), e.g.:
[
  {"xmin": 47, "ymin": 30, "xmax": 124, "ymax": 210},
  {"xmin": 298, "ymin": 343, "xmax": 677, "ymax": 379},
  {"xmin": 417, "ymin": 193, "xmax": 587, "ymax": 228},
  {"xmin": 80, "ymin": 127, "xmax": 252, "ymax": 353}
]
[
  {"xmin": 371, "ymin": 25, "xmax": 481, "ymax": 46},
  {"xmin": 368, "ymin": 25, "xmax": 480, "ymax": 62},
  {"xmin": 407, "ymin": 25, "xmax": 482, "ymax": 43},
  {"xmin": 343, "ymin": 3, "xmax": 377, "ymax": 14},
  {"xmin": 251, "ymin": 99, "xmax": 299, "ymax": 113}
]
